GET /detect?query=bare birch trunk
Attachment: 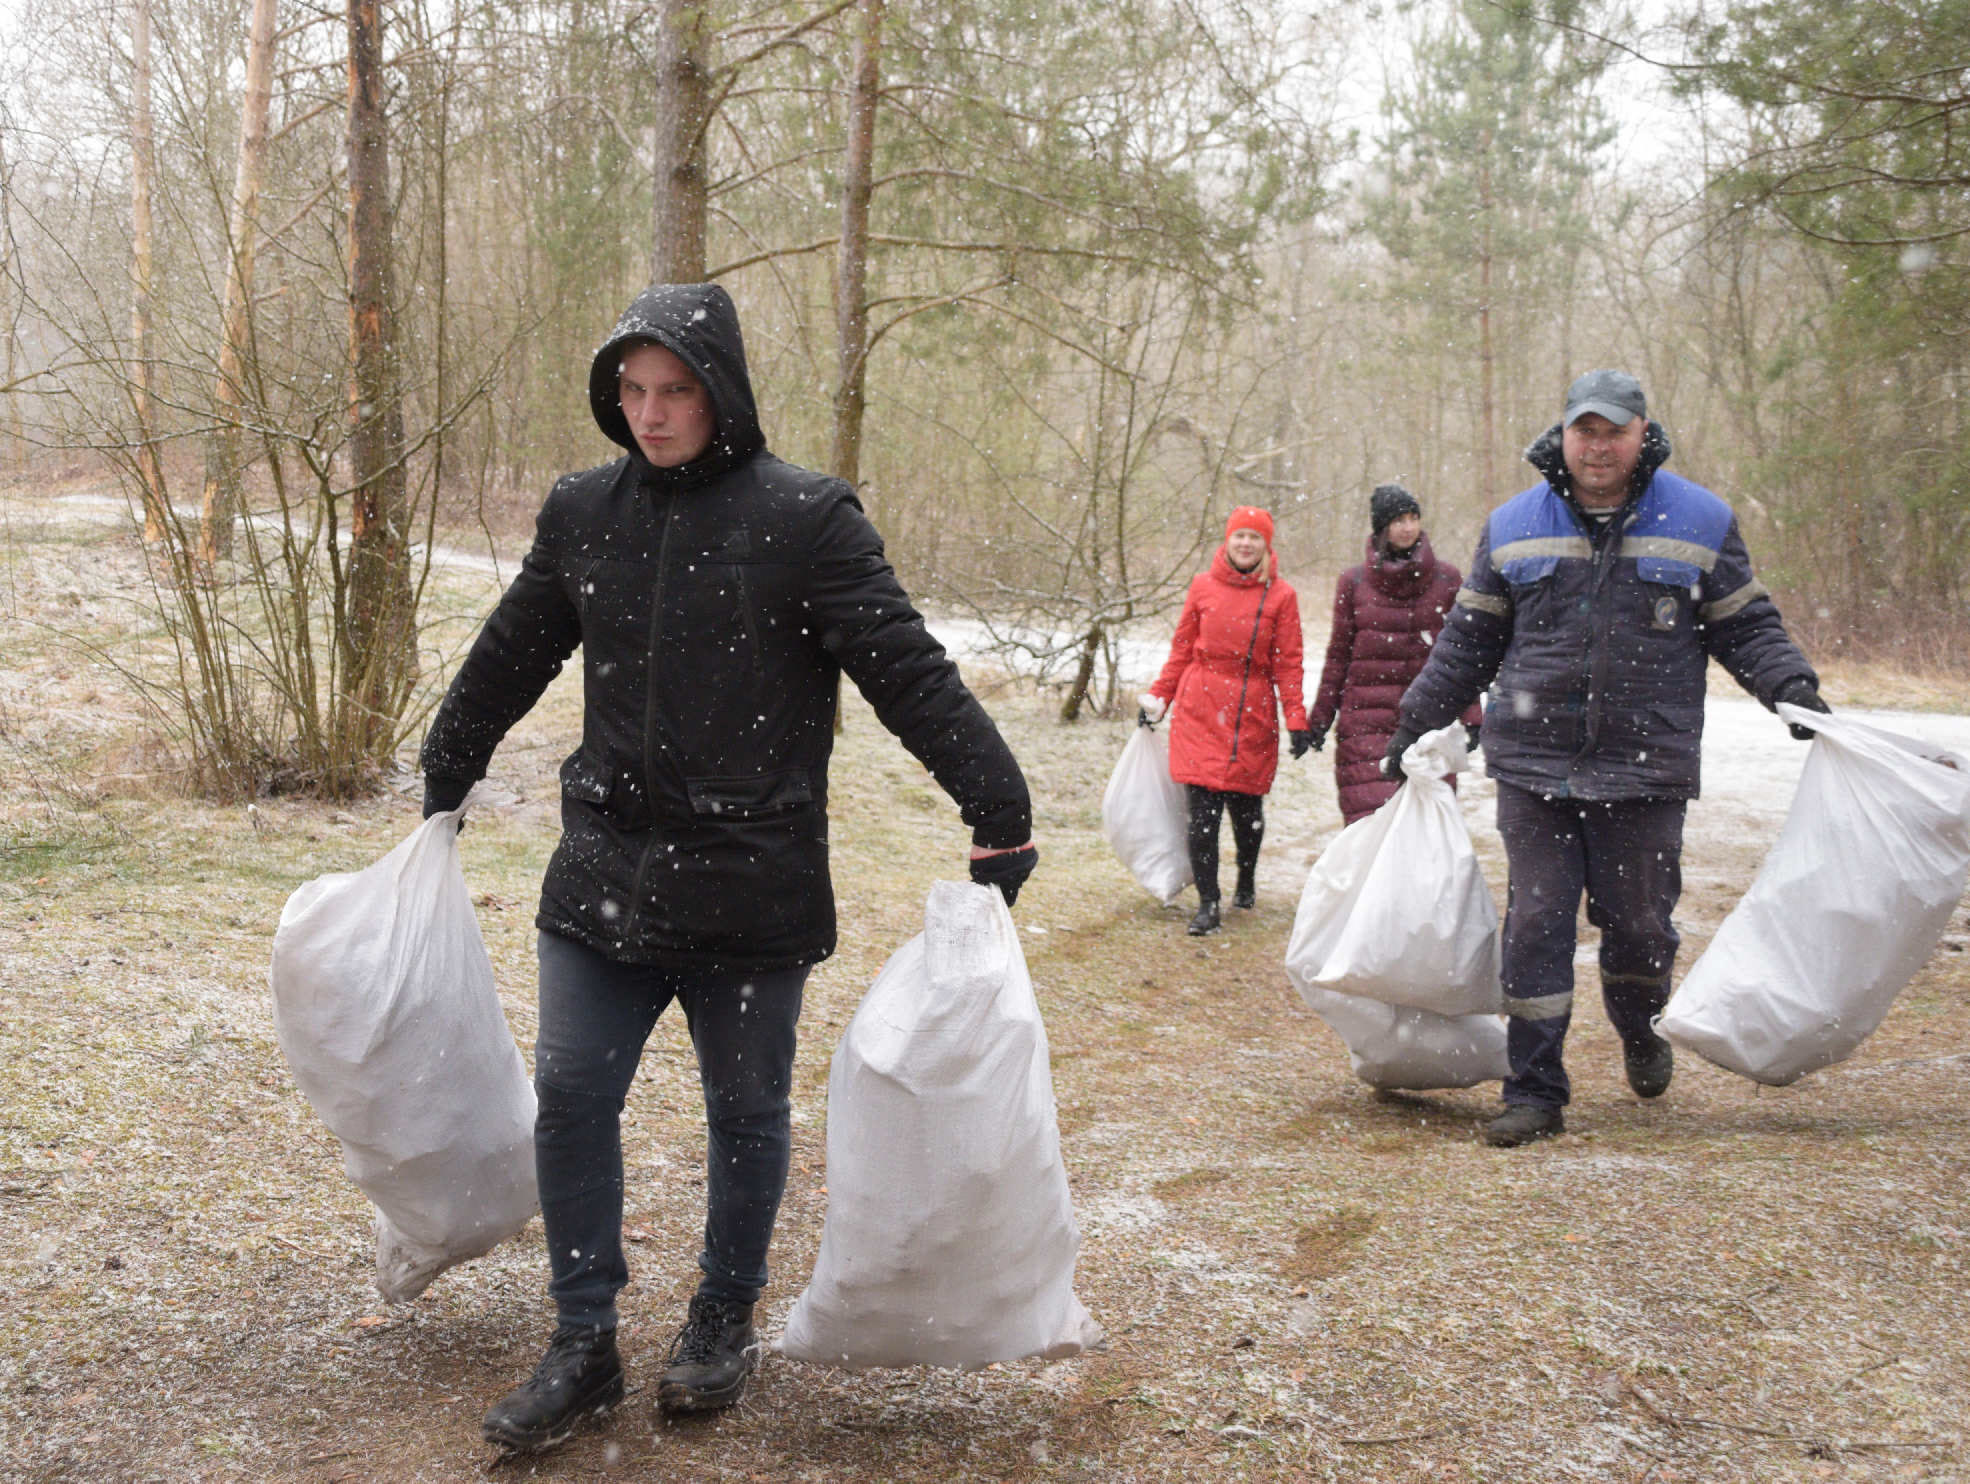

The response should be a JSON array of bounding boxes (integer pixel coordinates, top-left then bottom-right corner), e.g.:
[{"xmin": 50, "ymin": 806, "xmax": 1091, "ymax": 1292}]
[
  {"xmin": 129, "ymin": 0, "xmax": 168, "ymax": 543},
  {"xmin": 652, "ymin": 0, "xmax": 710, "ymax": 282},
  {"xmin": 1477, "ymin": 154, "xmax": 1497, "ymax": 504},
  {"xmin": 194, "ymin": 0, "xmax": 278, "ymax": 565},
  {"xmin": 341, "ymin": 0, "xmax": 415, "ymax": 770},
  {"xmin": 829, "ymin": 0, "xmax": 882, "ymax": 486}
]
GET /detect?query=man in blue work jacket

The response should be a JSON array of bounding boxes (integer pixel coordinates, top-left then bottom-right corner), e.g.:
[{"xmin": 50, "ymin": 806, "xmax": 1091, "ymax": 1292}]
[{"xmin": 1386, "ymin": 370, "xmax": 1826, "ymax": 1147}]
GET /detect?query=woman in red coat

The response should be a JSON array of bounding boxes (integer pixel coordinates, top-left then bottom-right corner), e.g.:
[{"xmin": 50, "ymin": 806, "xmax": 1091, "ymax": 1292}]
[
  {"xmin": 1142, "ymin": 507, "xmax": 1311, "ymax": 936},
  {"xmin": 1305, "ymin": 484, "xmax": 1482, "ymax": 824}
]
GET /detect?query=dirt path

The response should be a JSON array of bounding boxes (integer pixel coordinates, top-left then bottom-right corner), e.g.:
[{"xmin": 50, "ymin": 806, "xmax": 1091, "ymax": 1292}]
[{"xmin": 3, "ymin": 503, "xmax": 1967, "ymax": 1482}]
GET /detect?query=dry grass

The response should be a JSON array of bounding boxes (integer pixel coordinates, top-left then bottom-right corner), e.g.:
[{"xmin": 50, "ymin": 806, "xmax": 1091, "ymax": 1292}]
[{"xmin": 3, "ymin": 492, "xmax": 1969, "ymax": 1482}]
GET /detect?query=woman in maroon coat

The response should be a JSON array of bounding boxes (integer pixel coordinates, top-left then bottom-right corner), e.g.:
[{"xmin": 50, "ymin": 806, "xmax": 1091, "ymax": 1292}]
[
  {"xmin": 1142, "ymin": 507, "xmax": 1312, "ymax": 936},
  {"xmin": 1306, "ymin": 485, "xmax": 1482, "ymax": 824}
]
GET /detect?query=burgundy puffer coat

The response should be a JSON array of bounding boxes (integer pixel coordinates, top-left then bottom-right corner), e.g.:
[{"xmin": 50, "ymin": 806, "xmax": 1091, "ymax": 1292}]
[
  {"xmin": 1149, "ymin": 547, "xmax": 1307, "ymax": 797},
  {"xmin": 1309, "ymin": 533, "xmax": 1481, "ymax": 823}
]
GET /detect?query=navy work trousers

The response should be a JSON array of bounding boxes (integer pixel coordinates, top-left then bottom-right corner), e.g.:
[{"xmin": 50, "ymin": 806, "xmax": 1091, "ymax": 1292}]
[
  {"xmin": 1185, "ymin": 784, "xmax": 1265, "ymax": 901},
  {"xmin": 533, "ymin": 930, "xmax": 808, "ymax": 1331},
  {"xmin": 1494, "ymin": 782, "xmax": 1686, "ymax": 1109}
]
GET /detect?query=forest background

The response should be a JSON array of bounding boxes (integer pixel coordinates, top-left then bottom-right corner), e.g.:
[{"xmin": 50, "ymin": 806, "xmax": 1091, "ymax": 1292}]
[{"xmin": 0, "ymin": 0, "xmax": 1965, "ymax": 797}]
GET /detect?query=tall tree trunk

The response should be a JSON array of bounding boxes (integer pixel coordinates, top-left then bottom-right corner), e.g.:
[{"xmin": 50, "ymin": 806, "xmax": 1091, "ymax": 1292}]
[
  {"xmin": 0, "ymin": 127, "xmax": 18, "ymax": 469},
  {"xmin": 129, "ymin": 0, "xmax": 168, "ymax": 543},
  {"xmin": 1476, "ymin": 151, "xmax": 1497, "ymax": 503},
  {"xmin": 196, "ymin": 0, "xmax": 278, "ymax": 564},
  {"xmin": 341, "ymin": 0, "xmax": 415, "ymax": 769},
  {"xmin": 651, "ymin": 0, "xmax": 710, "ymax": 282},
  {"xmin": 829, "ymin": 0, "xmax": 882, "ymax": 486}
]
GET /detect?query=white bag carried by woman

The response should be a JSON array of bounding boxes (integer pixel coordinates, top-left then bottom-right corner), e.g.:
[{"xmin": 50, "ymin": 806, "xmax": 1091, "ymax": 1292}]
[
  {"xmin": 270, "ymin": 809, "xmax": 538, "ymax": 1302},
  {"xmin": 779, "ymin": 881, "xmax": 1103, "ymax": 1370},
  {"xmin": 1658, "ymin": 705, "xmax": 1970, "ymax": 1086},
  {"xmin": 1102, "ymin": 715, "xmax": 1193, "ymax": 905}
]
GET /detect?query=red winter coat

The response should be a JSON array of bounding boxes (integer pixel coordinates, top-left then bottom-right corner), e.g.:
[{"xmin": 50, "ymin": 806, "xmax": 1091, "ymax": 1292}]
[
  {"xmin": 1309, "ymin": 533, "xmax": 1482, "ymax": 823},
  {"xmin": 1149, "ymin": 548, "xmax": 1307, "ymax": 796}
]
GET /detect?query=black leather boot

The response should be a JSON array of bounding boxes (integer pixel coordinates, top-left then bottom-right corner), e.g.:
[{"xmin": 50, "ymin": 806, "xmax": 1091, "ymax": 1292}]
[
  {"xmin": 1186, "ymin": 897, "xmax": 1221, "ymax": 936},
  {"xmin": 657, "ymin": 1295, "xmax": 759, "ymax": 1416},
  {"xmin": 482, "ymin": 1324, "xmax": 623, "ymax": 1452},
  {"xmin": 1232, "ymin": 864, "xmax": 1256, "ymax": 910}
]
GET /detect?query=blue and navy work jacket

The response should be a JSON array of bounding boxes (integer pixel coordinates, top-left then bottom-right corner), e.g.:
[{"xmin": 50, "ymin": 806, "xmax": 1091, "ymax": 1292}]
[{"xmin": 1398, "ymin": 424, "xmax": 1816, "ymax": 802}]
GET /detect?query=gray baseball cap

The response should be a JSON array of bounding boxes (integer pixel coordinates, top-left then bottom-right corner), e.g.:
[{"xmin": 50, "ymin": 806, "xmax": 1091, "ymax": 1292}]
[{"xmin": 1563, "ymin": 369, "xmax": 1646, "ymax": 428}]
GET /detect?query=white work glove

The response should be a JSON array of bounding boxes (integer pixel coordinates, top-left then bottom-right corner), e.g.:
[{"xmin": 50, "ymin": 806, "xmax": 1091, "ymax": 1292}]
[{"xmin": 1136, "ymin": 693, "xmax": 1168, "ymax": 727}]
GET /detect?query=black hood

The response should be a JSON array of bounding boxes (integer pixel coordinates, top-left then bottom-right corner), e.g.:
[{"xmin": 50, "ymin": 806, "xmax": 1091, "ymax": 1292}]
[
  {"xmin": 589, "ymin": 282, "xmax": 766, "ymax": 482},
  {"xmin": 1525, "ymin": 418, "xmax": 1672, "ymax": 509}
]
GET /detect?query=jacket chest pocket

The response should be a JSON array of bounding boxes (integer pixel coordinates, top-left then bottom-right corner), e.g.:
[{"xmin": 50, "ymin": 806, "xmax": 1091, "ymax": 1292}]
[
  {"xmin": 577, "ymin": 558, "xmax": 658, "ymax": 640},
  {"xmin": 1508, "ymin": 571, "xmax": 1578, "ymax": 632},
  {"xmin": 671, "ymin": 527, "xmax": 771, "ymax": 666}
]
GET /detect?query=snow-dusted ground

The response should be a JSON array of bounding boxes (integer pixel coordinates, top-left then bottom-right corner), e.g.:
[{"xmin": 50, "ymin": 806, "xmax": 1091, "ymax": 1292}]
[{"xmin": 31, "ymin": 489, "xmax": 1970, "ymax": 912}]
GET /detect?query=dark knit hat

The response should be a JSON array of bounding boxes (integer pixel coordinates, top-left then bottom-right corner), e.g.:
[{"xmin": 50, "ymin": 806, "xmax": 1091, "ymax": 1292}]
[{"xmin": 1370, "ymin": 483, "xmax": 1421, "ymax": 533}]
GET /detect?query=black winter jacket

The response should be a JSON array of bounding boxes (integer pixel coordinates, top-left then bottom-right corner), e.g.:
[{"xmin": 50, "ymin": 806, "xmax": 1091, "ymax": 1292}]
[
  {"xmin": 421, "ymin": 284, "xmax": 1031, "ymax": 971},
  {"xmin": 1398, "ymin": 423, "xmax": 1816, "ymax": 802}
]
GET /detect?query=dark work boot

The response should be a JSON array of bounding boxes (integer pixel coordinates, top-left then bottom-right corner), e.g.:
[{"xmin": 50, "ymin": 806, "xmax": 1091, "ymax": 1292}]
[
  {"xmin": 657, "ymin": 1295, "xmax": 759, "ymax": 1416},
  {"xmin": 1231, "ymin": 865, "xmax": 1256, "ymax": 911},
  {"xmin": 1186, "ymin": 897, "xmax": 1222, "ymax": 936},
  {"xmin": 1483, "ymin": 1104, "xmax": 1565, "ymax": 1148},
  {"xmin": 482, "ymin": 1324, "xmax": 623, "ymax": 1452},
  {"xmin": 1623, "ymin": 1033, "xmax": 1675, "ymax": 1099}
]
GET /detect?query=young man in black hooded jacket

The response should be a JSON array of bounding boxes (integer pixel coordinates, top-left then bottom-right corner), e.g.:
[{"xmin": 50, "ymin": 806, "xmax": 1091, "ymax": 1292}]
[{"xmin": 422, "ymin": 283, "xmax": 1037, "ymax": 1449}]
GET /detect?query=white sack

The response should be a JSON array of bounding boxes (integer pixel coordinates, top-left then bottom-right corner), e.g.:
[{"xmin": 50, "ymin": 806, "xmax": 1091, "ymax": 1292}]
[
  {"xmin": 1283, "ymin": 724, "xmax": 1502, "ymax": 1017},
  {"xmin": 1658, "ymin": 705, "xmax": 1970, "ymax": 1086},
  {"xmin": 779, "ymin": 881, "xmax": 1103, "ymax": 1370},
  {"xmin": 1102, "ymin": 724, "xmax": 1192, "ymax": 905},
  {"xmin": 270, "ymin": 809, "xmax": 538, "ymax": 1302},
  {"xmin": 1295, "ymin": 984, "xmax": 1510, "ymax": 1091}
]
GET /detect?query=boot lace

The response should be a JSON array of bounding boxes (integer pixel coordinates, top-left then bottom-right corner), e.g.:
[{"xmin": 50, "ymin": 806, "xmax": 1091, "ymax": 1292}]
[{"xmin": 667, "ymin": 1299, "xmax": 738, "ymax": 1365}]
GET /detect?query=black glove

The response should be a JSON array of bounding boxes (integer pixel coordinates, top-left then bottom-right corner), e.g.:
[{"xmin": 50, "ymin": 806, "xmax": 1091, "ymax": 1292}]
[
  {"xmin": 1305, "ymin": 725, "xmax": 1328, "ymax": 754},
  {"xmin": 423, "ymin": 774, "xmax": 472, "ymax": 831},
  {"xmin": 970, "ymin": 844, "xmax": 1038, "ymax": 907},
  {"xmin": 1465, "ymin": 722, "xmax": 1483, "ymax": 753},
  {"xmin": 1289, "ymin": 729, "xmax": 1316, "ymax": 759},
  {"xmin": 1773, "ymin": 677, "xmax": 1830, "ymax": 741},
  {"xmin": 1381, "ymin": 726, "xmax": 1420, "ymax": 779}
]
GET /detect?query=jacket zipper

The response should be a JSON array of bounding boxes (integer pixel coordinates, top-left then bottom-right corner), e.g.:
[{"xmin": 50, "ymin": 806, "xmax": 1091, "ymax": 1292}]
[
  {"xmin": 1227, "ymin": 580, "xmax": 1272, "ymax": 765},
  {"xmin": 621, "ymin": 494, "xmax": 679, "ymax": 944},
  {"xmin": 1574, "ymin": 505, "xmax": 1632, "ymax": 764}
]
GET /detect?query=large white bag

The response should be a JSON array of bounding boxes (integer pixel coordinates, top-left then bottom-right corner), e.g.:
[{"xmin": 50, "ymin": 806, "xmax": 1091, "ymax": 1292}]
[
  {"xmin": 270, "ymin": 809, "xmax": 538, "ymax": 1302},
  {"xmin": 1658, "ymin": 705, "xmax": 1970, "ymax": 1086},
  {"xmin": 1102, "ymin": 724, "xmax": 1192, "ymax": 904},
  {"xmin": 779, "ymin": 881, "xmax": 1104, "ymax": 1370},
  {"xmin": 1295, "ymin": 985, "xmax": 1510, "ymax": 1091},
  {"xmin": 1283, "ymin": 724, "xmax": 1502, "ymax": 1017}
]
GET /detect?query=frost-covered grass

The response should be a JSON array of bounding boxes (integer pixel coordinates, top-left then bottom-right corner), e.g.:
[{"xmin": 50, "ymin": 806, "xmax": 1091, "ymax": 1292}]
[{"xmin": 3, "ymin": 493, "xmax": 1968, "ymax": 1481}]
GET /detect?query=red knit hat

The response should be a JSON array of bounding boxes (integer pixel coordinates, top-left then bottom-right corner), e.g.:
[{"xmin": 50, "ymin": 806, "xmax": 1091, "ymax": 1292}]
[{"xmin": 1225, "ymin": 506, "xmax": 1274, "ymax": 546}]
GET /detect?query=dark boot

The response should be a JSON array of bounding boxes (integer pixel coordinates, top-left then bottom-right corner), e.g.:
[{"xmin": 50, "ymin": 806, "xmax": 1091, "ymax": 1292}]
[
  {"xmin": 1483, "ymin": 1104, "xmax": 1565, "ymax": 1148},
  {"xmin": 1623, "ymin": 1033, "xmax": 1675, "ymax": 1099},
  {"xmin": 657, "ymin": 1295, "xmax": 759, "ymax": 1416},
  {"xmin": 1231, "ymin": 864, "xmax": 1256, "ymax": 910},
  {"xmin": 482, "ymin": 1324, "xmax": 623, "ymax": 1452},
  {"xmin": 1186, "ymin": 897, "xmax": 1221, "ymax": 936}
]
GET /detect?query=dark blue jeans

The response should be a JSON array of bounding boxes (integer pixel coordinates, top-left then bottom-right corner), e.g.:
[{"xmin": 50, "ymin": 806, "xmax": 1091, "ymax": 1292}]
[
  {"xmin": 533, "ymin": 930, "xmax": 808, "ymax": 1330},
  {"xmin": 1494, "ymin": 783, "xmax": 1686, "ymax": 1110}
]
